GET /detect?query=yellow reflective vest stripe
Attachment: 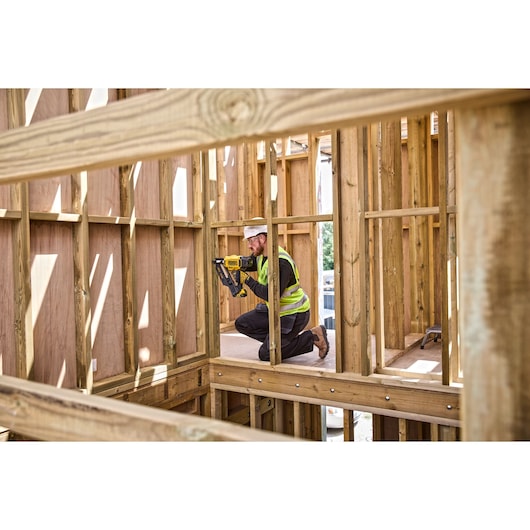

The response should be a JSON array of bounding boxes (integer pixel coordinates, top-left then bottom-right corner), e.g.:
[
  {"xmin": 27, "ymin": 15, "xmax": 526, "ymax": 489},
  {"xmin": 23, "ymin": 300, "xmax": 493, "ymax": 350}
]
[{"xmin": 257, "ymin": 247, "xmax": 310, "ymax": 316}]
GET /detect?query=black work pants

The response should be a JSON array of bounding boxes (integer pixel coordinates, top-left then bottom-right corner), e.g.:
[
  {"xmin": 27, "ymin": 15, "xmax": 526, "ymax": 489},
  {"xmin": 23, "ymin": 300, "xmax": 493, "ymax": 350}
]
[{"xmin": 235, "ymin": 304, "xmax": 314, "ymax": 361}]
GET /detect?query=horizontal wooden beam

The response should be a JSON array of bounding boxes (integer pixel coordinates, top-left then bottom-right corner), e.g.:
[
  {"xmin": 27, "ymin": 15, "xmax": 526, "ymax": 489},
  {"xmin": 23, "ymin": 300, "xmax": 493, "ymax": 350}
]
[
  {"xmin": 364, "ymin": 206, "xmax": 440, "ymax": 219},
  {"xmin": 210, "ymin": 358, "xmax": 461, "ymax": 427},
  {"xmin": 212, "ymin": 213, "xmax": 333, "ymax": 229},
  {"xmin": 0, "ymin": 374, "xmax": 291, "ymax": 441},
  {"xmin": 0, "ymin": 89, "xmax": 527, "ymax": 184}
]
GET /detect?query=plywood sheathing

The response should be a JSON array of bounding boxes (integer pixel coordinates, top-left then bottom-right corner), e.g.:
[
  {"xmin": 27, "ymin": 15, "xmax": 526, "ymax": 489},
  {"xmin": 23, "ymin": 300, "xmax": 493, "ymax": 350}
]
[{"xmin": 0, "ymin": 89, "xmax": 205, "ymax": 401}]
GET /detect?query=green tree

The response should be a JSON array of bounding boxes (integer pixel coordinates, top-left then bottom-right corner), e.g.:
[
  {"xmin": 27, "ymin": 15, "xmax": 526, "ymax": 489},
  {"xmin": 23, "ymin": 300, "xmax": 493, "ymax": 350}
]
[{"xmin": 322, "ymin": 222, "xmax": 334, "ymax": 271}]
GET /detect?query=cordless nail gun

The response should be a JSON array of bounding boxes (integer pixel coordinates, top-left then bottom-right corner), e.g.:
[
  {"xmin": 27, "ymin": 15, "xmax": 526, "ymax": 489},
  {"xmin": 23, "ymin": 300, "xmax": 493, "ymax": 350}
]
[{"xmin": 213, "ymin": 255, "xmax": 255, "ymax": 298}]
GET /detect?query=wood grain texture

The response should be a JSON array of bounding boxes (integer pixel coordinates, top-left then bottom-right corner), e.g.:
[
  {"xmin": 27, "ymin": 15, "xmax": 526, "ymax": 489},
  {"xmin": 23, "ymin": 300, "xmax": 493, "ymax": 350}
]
[
  {"xmin": 0, "ymin": 373, "xmax": 291, "ymax": 441},
  {"xmin": 210, "ymin": 358, "xmax": 461, "ymax": 426},
  {"xmin": 457, "ymin": 100, "xmax": 530, "ymax": 440},
  {"xmin": 0, "ymin": 89, "xmax": 526, "ymax": 184},
  {"xmin": 381, "ymin": 120, "xmax": 405, "ymax": 349},
  {"xmin": 7, "ymin": 89, "xmax": 34, "ymax": 381},
  {"xmin": 335, "ymin": 127, "xmax": 365, "ymax": 373},
  {"xmin": 407, "ymin": 115, "xmax": 430, "ymax": 334}
]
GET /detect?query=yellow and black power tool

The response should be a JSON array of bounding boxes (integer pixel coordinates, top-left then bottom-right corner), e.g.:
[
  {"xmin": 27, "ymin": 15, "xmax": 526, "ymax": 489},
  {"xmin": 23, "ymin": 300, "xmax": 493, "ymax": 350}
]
[{"xmin": 213, "ymin": 255, "xmax": 255, "ymax": 297}]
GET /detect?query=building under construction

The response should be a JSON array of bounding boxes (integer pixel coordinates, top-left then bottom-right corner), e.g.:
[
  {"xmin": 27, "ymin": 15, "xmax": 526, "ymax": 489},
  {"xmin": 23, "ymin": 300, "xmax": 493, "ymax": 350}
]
[{"xmin": 0, "ymin": 87, "xmax": 528, "ymax": 442}]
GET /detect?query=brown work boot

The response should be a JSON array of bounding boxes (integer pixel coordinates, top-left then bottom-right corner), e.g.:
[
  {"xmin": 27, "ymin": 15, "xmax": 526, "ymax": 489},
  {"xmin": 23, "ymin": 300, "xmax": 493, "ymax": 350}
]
[{"xmin": 312, "ymin": 325, "xmax": 329, "ymax": 359}]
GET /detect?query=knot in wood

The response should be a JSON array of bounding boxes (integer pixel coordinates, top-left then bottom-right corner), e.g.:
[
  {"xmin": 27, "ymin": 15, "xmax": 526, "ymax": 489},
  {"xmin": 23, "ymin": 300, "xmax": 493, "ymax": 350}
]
[{"xmin": 200, "ymin": 89, "xmax": 262, "ymax": 136}]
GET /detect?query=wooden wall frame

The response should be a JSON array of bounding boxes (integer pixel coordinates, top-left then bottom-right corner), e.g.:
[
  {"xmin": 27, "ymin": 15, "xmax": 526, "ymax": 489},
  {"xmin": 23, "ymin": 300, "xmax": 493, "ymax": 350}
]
[{"xmin": 0, "ymin": 88, "xmax": 528, "ymax": 441}]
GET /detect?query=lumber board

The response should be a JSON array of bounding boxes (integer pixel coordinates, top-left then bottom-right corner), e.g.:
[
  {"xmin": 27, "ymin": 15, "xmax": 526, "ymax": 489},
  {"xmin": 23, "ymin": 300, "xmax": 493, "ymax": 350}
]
[
  {"xmin": 447, "ymin": 112, "xmax": 460, "ymax": 383},
  {"xmin": 6, "ymin": 89, "xmax": 34, "ymax": 381},
  {"xmin": 364, "ymin": 205, "xmax": 440, "ymax": 219},
  {"xmin": 407, "ymin": 115, "xmax": 431, "ymax": 334},
  {"xmin": 70, "ymin": 89, "xmax": 92, "ymax": 392},
  {"xmin": 0, "ymin": 374, "xmax": 291, "ymax": 441},
  {"xmin": 381, "ymin": 120, "xmax": 405, "ymax": 349},
  {"xmin": 203, "ymin": 151, "xmax": 221, "ymax": 359},
  {"xmin": 438, "ymin": 111, "xmax": 452, "ymax": 385},
  {"xmin": 159, "ymin": 158, "xmax": 176, "ymax": 364},
  {"xmin": 210, "ymin": 358, "xmax": 460, "ymax": 426},
  {"xmin": 264, "ymin": 142, "xmax": 281, "ymax": 365},
  {"xmin": 457, "ymin": 99, "xmax": 530, "ymax": 440},
  {"xmin": 93, "ymin": 357, "xmax": 208, "ymax": 396},
  {"xmin": 250, "ymin": 394, "xmax": 261, "ymax": 429},
  {"xmin": 335, "ymin": 127, "xmax": 369, "ymax": 374},
  {"xmin": 370, "ymin": 124, "xmax": 385, "ymax": 368},
  {"xmin": 0, "ymin": 89, "xmax": 527, "ymax": 184},
  {"xmin": 119, "ymin": 162, "xmax": 137, "ymax": 374}
]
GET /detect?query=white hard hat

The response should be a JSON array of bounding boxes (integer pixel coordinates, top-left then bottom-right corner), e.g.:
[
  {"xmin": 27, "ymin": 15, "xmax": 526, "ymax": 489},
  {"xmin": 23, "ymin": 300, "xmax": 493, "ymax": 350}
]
[{"xmin": 243, "ymin": 217, "xmax": 268, "ymax": 239}]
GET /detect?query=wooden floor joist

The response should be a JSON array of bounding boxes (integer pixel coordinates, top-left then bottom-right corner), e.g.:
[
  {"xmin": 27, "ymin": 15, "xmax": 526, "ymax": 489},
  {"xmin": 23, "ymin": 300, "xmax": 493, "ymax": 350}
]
[{"xmin": 209, "ymin": 358, "xmax": 460, "ymax": 427}]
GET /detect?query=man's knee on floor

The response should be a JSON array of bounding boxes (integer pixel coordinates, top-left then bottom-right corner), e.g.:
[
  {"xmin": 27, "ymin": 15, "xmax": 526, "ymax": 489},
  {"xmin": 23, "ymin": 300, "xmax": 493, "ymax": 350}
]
[{"xmin": 234, "ymin": 316, "xmax": 244, "ymax": 333}]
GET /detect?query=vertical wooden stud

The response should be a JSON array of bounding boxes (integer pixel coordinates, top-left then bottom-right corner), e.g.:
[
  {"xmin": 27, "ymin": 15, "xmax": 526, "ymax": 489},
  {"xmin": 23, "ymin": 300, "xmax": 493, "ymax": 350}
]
[
  {"xmin": 407, "ymin": 115, "xmax": 431, "ymax": 334},
  {"xmin": 438, "ymin": 424, "xmax": 457, "ymax": 441},
  {"xmin": 371, "ymin": 123, "xmax": 386, "ymax": 370},
  {"xmin": 307, "ymin": 133, "xmax": 319, "ymax": 328},
  {"xmin": 457, "ymin": 99, "xmax": 530, "ymax": 440},
  {"xmin": 334, "ymin": 127, "xmax": 369, "ymax": 374},
  {"xmin": 279, "ymin": 137, "xmax": 290, "ymax": 250},
  {"xmin": 69, "ymin": 89, "xmax": 93, "ymax": 391},
  {"xmin": 203, "ymin": 150, "xmax": 220, "ymax": 358},
  {"xmin": 430, "ymin": 423, "xmax": 439, "ymax": 441},
  {"xmin": 447, "ymin": 111, "xmax": 460, "ymax": 382},
  {"xmin": 274, "ymin": 398, "xmax": 284, "ymax": 434},
  {"xmin": 116, "ymin": 90, "xmax": 138, "ymax": 376},
  {"xmin": 159, "ymin": 158, "xmax": 176, "ymax": 365},
  {"xmin": 193, "ymin": 152, "xmax": 207, "ymax": 356},
  {"xmin": 343, "ymin": 409, "xmax": 355, "ymax": 441},
  {"xmin": 7, "ymin": 89, "xmax": 34, "ymax": 381},
  {"xmin": 293, "ymin": 401, "xmax": 302, "ymax": 439},
  {"xmin": 438, "ymin": 111, "xmax": 460, "ymax": 386},
  {"xmin": 381, "ymin": 120, "xmax": 405, "ymax": 350},
  {"xmin": 210, "ymin": 387, "xmax": 223, "ymax": 420},
  {"xmin": 249, "ymin": 394, "xmax": 262, "ymax": 429},
  {"xmin": 264, "ymin": 141, "xmax": 281, "ymax": 365},
  {"xmin": 398, "ymin": 418, "xmax": 407, "ymax": 441}
]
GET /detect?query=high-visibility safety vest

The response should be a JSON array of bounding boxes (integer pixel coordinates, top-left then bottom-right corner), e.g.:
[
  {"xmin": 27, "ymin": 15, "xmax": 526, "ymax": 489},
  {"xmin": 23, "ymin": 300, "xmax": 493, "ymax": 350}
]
[{"xmin": 257, "ymin": 247, "xmax": 310, "ymax": 316}]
